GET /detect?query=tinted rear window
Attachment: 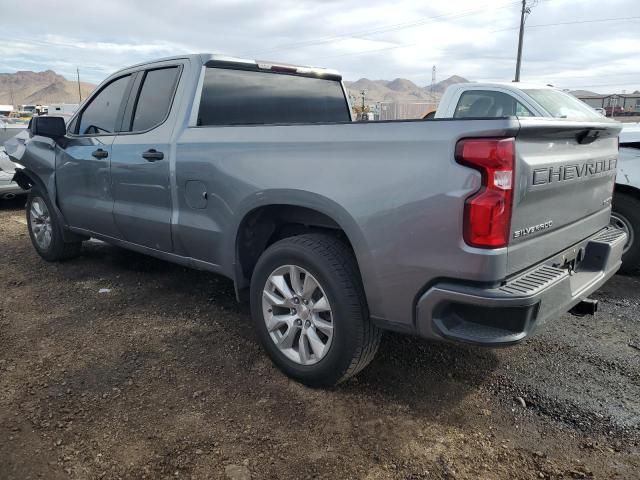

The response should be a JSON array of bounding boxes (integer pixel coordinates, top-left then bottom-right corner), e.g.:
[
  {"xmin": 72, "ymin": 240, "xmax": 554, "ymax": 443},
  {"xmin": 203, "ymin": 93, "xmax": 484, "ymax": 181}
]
[
  {"xmin": 131, "ymin": 67, "xmax": 180, "ymax": 132},
  {"xmin": 198, "ymin": 68, "xmax": 350, "ymax": 126}
]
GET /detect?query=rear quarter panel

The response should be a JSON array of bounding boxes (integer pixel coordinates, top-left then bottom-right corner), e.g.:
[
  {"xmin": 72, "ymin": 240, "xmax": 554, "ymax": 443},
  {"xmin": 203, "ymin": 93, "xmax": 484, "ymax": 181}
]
[{"xmin": 175, "ymin": 118, "xmax": 520, "ymax": 326}]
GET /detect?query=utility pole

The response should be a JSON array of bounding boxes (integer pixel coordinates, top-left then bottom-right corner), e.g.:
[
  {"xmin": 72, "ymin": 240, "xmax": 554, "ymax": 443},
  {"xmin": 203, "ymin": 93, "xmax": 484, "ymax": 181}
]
[
  {"xmin": 514, "ymin": 0, "xmax": 538, "ymax": 82},
  {"xmin": 430, "ymin": 65, "xmax": 436, "ymax": 102},
  {"xmin": 514, "ymin": 0, "xmax": 527, "ymax": 82},
  {"xmin": 9, "ymin": 80, "xmax": 15, "ymax": 110},
  {"xmin": 76, "ymin": 67, "xmax": 82, "ymax": 103}
]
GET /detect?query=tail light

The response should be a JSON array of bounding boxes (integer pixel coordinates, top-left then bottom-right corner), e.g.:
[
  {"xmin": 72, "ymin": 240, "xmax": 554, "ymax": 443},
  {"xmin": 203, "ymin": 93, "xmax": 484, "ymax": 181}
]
[{"xmin": 455, "ymin": 137, "xmax": 515, "ymax": 248}]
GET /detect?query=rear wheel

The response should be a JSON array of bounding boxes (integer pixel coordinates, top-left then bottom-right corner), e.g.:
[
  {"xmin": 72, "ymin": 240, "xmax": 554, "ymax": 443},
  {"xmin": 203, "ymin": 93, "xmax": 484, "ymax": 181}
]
[
  {"xmin": 26, "ymin": 187, "xmax": 82, "ymax": 261},
  {"xmin": 611, "ymin": 192, "xmax": 640, "ymax": 273},
  {"xmin": 250, "ymin": 233, "xmax": 381, "ymax": 387}
]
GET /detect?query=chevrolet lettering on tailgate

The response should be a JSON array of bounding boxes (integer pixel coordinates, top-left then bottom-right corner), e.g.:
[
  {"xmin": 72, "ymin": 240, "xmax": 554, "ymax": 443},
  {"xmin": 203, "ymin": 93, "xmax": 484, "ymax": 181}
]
[{"xmin": 532, "ymin": 158, "xmax": 617, "ymax": 186}]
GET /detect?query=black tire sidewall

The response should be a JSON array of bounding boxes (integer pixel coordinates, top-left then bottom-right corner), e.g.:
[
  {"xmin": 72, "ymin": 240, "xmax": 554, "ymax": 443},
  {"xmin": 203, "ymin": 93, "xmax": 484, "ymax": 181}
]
[
  {"xmin": 613, "ymin": 193, "xmax": 640, "ymax": 271},
  {"xmin": 26, "ymin": 188, "xmax": 65, "ymax": 261},
  {"xmin": 250, "ymin": 238, "xmax": 366, "ymax": 387}
]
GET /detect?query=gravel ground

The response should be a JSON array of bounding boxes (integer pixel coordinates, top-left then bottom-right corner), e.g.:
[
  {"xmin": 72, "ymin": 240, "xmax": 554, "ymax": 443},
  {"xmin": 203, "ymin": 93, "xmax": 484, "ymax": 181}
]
[{"xmin": 1, "ymin": 198, "xmax": 639, "ymax": 480}]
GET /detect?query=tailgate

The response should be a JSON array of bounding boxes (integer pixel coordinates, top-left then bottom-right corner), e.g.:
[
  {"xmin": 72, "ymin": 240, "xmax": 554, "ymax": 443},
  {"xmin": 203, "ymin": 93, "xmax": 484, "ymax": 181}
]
[{"xmin": 508, "ymin": 118, "xmax": 622, "ymax": 275}]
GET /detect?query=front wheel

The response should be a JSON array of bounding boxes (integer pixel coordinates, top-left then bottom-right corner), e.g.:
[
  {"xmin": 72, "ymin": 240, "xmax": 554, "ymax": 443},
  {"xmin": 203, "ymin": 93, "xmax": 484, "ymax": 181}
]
[
  {"xmin": 26, "ymin": 187, "xmax": 82, "ymax": 261},
  {"xmin": 611, "ymin": 192, "xmax": 640, "ymax": 273},
  {"xmin": 250, "ymin": 234, "xmax": 381, "ymax": 387}
]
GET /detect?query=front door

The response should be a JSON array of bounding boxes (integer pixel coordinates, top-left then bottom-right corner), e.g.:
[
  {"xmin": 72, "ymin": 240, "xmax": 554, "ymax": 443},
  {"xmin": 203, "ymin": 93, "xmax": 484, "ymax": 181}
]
[
  {"xmin": 110, "ymin": 65, "xmax": 181, "ymax": 252},
  {"xmin": 57, "ymin": 74, "xmax": 134, "ymax": 237}
]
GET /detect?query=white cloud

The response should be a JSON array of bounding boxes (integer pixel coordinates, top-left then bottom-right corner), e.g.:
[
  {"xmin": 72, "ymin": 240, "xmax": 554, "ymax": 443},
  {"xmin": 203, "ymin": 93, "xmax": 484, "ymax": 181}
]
[{"xmin": 0, "ymin": 0, "xmax": 639, "ymax": 92}]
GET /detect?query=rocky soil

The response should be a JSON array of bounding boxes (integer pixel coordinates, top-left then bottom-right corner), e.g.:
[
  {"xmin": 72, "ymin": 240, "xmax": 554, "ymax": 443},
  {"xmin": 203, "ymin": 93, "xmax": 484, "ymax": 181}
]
[{"xmin": 1, "ymin": 198, "xmax": 638, "ymax": 479}]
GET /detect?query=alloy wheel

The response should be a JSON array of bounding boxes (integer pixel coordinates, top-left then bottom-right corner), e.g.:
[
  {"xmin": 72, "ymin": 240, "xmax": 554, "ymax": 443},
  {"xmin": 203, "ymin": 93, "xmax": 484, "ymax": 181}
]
[
  {"xmin": 262, "ymin": 265, "xmax": 334, "ymax": 365},
  {"xmin": 30, "ymin": 197, "xmax": 53, "ymax": 250}
]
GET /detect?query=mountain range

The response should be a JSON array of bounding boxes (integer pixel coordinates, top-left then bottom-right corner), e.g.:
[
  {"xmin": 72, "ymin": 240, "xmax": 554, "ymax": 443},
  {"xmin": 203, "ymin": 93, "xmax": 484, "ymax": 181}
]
[
  {"xmin": 0, "ymin": 70, "xmax": 95, "ymax": 106},
  {"xmin": 344, "ymin": 75, "xmax": 469, "ymax": 105},
  {"xmin": 0, "ymin": 69, "xmax": 611, "ymax": 109},
  {"xmin": 0, "ymin": 70, "xmax": 471, "ymax": 107}
]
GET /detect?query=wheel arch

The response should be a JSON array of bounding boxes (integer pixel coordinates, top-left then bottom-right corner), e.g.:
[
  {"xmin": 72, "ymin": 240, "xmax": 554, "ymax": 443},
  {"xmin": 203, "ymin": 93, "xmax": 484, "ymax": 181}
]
[
  {"xmin": 615, "ymin": 183, "xmax": 640, "ymax": 201},
  {"xmin": 17, "ymin": 168, "xmax": 84, "ymax": 242},
  {"xmin": 230, "ymin": 191, "xmax": 380, "ymax": 309}
]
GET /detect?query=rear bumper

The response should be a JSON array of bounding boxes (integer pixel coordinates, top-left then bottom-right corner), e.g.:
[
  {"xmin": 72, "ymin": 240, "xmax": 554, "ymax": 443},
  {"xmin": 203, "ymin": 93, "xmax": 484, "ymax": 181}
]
[{"xmin": 415, "ymin": 227, "xmax": 626, "ymax": 346}]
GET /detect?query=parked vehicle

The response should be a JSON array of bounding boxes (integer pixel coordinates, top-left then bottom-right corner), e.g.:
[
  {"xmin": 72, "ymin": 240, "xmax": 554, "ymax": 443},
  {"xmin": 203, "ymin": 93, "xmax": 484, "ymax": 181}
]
[
  {"xmin": 605, "ymin": 105, "xmax": 625, "ymax": 117},
  {"xmin": 0, "ymin": 148, "xmax": 25, "ymax": 200},
  {"xmin": 612, "ymin": 124, "xmax": 640, "ymax": 272},
  {"xmin": 434, "ymin": 82, "xmax": 622, "ymax": 121},
  {"xmin": 6, "ymin": 55, "xmax": 625, "ymax": 386},
  {"xmin": 0, "ymin": 119, "xmax": 29, "ymax": 199}
]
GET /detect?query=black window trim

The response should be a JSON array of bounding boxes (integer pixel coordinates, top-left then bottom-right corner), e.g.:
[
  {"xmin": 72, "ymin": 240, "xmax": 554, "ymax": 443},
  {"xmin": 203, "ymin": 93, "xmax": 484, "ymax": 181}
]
[
  {"xmin": 68, "ymin": 73, "xmax": 135, "ymax": 137},
  {"xmin": 118, "ymin": 64, "xmax": 183, "ymax": 135},
  {"xmin": 194, "ymin": 66, "xmax": 352, "ymax": 128}
]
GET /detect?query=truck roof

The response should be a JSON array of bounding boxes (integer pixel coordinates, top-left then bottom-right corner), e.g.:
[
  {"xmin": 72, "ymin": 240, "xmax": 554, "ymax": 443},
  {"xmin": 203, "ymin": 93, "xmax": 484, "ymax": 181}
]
[
  {"xmin": 450, "ymin": 82, "xmax": 557, "ymax": 91},
  {"xmin": 110, "ymin": 53, "xmax": 342, "ymax": 80}
]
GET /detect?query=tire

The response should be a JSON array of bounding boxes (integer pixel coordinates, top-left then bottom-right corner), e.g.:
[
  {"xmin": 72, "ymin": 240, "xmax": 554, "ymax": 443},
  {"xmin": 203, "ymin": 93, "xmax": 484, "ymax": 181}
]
[
  {"xmin": 611, "ymin": 192, "xmax": 640, "ymax": 273},
  {"xmin": 26, "ymin": 187, "xmax": 82, "ymax": 262},
  {"xmin": 250, "ymin": 233, "xmax": 381, "ymax": 387}
]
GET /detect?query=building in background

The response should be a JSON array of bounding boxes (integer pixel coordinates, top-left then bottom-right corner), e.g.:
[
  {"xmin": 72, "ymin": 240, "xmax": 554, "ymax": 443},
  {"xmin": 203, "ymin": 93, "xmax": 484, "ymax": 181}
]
[{"xmin": 576, "ymin": 93, "xmax": 640, "ymax": 116}]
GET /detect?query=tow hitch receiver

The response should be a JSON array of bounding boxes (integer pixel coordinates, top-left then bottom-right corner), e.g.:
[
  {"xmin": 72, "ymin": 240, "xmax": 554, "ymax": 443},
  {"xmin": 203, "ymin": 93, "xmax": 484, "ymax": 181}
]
[{"xmin": 569, "ymin": 298, "xmax": 599, "ymax": 317}]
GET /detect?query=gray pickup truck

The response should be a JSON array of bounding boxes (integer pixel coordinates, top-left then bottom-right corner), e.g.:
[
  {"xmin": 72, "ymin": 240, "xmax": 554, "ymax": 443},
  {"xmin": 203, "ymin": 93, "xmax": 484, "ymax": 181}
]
[{"xmin": 6, "ymin": 54, "xmax": 626, "ymax": 386}]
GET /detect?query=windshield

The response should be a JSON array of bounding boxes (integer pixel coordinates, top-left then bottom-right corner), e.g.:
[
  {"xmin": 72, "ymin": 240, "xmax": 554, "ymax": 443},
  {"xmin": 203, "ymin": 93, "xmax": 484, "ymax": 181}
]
[{"xmin": 523, "ymin": 89, "xmax": 603, "ymax": 121}]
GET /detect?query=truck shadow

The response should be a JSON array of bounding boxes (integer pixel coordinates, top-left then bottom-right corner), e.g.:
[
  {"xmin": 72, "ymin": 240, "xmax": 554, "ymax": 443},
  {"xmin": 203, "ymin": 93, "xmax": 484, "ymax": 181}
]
[
  {"xmin": 75, "ymin": 241, "xmax": 499, "ymax": 412},
  {"xmin": 21, "ymin": 240, "xmax": 500, "ymax": 418},
  {"xmin": 340, "ymin": 334, "xmax": 499, "ymax": 415},
  {"xmin": 0, "ymin": 196, "xmax": 26, "ymax": 210}
]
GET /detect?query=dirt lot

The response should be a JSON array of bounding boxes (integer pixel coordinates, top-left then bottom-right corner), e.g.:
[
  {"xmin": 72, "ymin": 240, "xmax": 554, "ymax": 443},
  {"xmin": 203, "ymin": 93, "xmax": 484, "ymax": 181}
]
[{"xmin": 1, "ymin": 198, "xmax": 639, "ymax": 480}]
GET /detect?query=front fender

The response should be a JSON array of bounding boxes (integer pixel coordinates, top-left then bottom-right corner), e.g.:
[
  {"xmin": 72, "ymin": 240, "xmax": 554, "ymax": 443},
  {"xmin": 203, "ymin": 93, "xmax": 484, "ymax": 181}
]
[{"xmin": 6, "ymin": 132, "xmax": 58, "ymax": 205}]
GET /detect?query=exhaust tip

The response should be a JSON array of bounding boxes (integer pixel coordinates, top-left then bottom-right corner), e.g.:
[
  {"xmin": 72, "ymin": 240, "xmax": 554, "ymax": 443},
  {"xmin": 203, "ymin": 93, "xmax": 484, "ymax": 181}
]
[{"xmin": 569, "ymin": 298, "xmax": 598, "ymax": 317}]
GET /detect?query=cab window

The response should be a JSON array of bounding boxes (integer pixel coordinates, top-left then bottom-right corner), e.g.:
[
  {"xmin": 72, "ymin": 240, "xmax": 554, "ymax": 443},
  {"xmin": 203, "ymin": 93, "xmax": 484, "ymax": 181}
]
[
  {"xmin": 76, "ymin": 75, "xmax": 131, "ymax": 135},
  {"xmin": 128, "ymin": 67, "xmax": 180, "ymax": 132}
]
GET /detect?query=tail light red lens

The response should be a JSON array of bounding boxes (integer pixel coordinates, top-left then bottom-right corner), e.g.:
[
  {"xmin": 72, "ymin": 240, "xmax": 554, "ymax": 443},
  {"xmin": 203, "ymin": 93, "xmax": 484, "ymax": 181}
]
[{"xmin": 455, "ymin": 137, "xmax": 515, "ymax": 248}]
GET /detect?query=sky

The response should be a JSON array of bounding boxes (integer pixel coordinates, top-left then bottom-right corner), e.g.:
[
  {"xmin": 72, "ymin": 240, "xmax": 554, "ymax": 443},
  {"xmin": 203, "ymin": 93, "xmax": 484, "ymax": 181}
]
[{"xmin": 1, "ymin": 0, "xmax": 639, "ymax": 93}]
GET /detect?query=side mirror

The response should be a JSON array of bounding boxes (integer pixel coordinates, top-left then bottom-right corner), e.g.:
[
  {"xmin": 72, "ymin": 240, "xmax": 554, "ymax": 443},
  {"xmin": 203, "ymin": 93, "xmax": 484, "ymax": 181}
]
[{"xmin": 31, "ymin": 116, "xmax": 66, "ymax": 140}]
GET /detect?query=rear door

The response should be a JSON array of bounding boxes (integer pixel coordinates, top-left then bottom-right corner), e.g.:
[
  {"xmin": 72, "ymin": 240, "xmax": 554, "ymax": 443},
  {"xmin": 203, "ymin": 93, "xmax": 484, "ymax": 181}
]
[
  {"xmin": 508, "ymin": 118, "xmax": 622, "ymax": 274},
  {"xmin": 110, "ymin": 64, "xmax": 182, "ymax": 252}
]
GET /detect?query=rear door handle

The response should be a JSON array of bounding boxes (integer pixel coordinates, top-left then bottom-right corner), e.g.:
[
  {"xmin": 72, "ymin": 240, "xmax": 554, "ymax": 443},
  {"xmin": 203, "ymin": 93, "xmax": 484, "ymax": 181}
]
[
  {"xmin": 91, "ymin": 148, "xmax": 108, "ymax": 159},
  {"xmin": 142, "ymin": 149, "xmax": 164, "ymax": 161}
]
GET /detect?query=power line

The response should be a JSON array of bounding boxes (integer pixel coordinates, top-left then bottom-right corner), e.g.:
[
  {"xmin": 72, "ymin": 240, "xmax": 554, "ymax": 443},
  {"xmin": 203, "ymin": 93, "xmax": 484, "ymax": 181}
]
[
  {"xmin": 492, "ymin": 15, "xmax": 640, "ymax": 32},
  {"xmin": 247, "ymin": 1, "xmax": 522, "ymax": 57},
  {"xmin": 311, "ymin": 15, "xmax": 640, "ymax": 62}
]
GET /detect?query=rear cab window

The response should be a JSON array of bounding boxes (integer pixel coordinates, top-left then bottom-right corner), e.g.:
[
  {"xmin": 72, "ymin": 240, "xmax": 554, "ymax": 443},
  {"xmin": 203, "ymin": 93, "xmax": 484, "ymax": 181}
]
[
  {"xmin": 129, "ymin": 66, "xmax": 180, "ymax": 132},
  {"xmin": 454, "ymin": 90, "xmax": 533, "ymax": 118},
  {"xmin": 197, "ymin": 67, "xmax": 350, "ymax": 126}
]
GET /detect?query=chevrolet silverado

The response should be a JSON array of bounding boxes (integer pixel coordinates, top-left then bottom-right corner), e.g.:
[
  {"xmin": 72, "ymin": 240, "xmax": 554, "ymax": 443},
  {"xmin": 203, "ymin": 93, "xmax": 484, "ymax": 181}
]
[{"xmin": 6, "ymin": 54, "xmax": 626, "ymax": 386}]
